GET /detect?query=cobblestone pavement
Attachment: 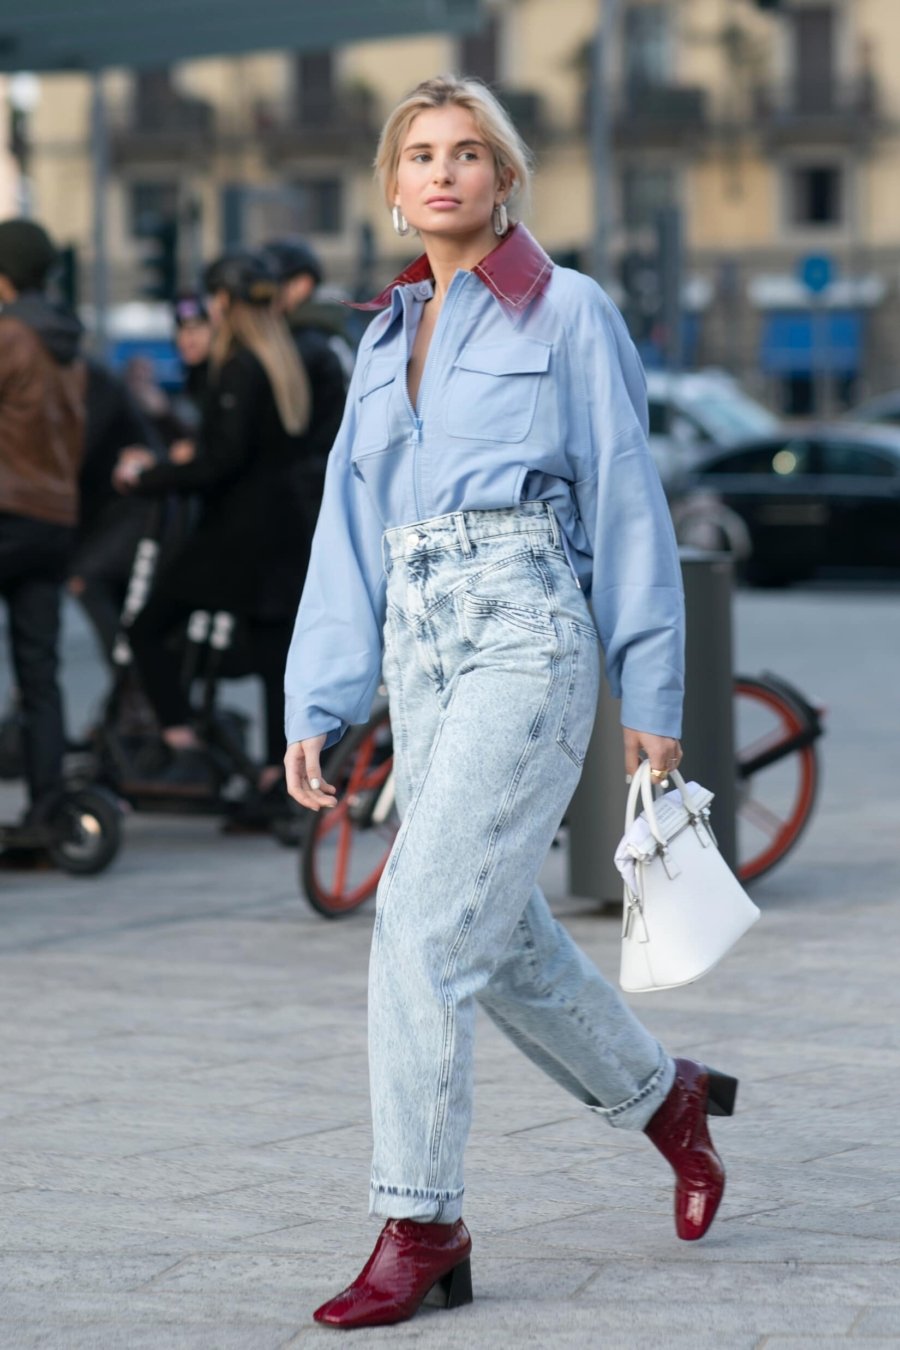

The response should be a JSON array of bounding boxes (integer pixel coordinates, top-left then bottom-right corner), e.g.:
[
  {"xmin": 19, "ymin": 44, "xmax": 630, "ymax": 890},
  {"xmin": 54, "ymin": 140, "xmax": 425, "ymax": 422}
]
[{"xmin": 1, "ymin": 588, "xmax": 899, "ymax": 1348}]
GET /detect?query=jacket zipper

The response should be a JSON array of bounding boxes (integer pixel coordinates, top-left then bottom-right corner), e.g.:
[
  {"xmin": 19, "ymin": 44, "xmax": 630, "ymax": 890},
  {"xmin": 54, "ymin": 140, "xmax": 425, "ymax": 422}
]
[{"xmin": 402, "ymin": 278, "xmax": 464, "ymax": 520}]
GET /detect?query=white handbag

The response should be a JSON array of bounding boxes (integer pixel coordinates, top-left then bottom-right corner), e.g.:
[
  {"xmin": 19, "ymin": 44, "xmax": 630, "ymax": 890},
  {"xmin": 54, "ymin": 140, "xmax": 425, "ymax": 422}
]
[{"xmin": 618, "ymin": 760, "xmax": 760, "ymax": 993}]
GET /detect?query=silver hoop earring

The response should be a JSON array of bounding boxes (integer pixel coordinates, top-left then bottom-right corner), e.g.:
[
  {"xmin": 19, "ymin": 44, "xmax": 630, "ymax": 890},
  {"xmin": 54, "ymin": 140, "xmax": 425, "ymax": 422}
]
[
  {"xmin": 392, "ymin": 205, "xmax": 410, "ymax": 237},
  {"xmin": 493, "ymin": 202, "xmax": 509, "ymax": 236}
]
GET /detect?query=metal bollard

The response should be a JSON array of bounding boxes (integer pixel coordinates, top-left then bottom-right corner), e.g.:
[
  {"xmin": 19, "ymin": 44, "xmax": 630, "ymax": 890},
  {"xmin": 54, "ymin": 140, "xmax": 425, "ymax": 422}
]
[
  {"xmin": 678, "ymin": 551, "xmax": 737, "ymax": 868},
  {"xmin": 567, "ymin": 550, "xmax": 736, "ymax": 906}
]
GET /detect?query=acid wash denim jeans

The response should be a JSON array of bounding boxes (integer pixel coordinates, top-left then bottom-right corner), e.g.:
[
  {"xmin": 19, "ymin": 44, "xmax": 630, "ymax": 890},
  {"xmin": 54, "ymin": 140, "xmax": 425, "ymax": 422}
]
[{"xmin": 370, "ymin": 502, "xmax": 675, "ymax": 1223}]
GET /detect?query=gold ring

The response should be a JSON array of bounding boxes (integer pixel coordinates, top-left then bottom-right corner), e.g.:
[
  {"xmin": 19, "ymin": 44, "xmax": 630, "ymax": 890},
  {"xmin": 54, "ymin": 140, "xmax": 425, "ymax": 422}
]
[{"xmin": 650, "ymin": 768, "xmax": 667, "ymax": 777}]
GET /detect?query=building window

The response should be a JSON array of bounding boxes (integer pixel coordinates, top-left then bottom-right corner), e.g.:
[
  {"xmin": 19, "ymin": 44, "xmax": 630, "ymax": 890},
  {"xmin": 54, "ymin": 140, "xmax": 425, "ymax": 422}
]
[
  {"xmin": 789, "ymin": 5, "xmax": 835, "ymax": 113},
  {"xmin": 295, "ymin": 51, "xmax": 334, "ymax": 125},
  {"xmin": 290, "ymin": 178, "xmax": 343, "ymax": 235},
  {"xmin": 788, "ymin": 165, "xmax": 843, "ymax": 227},
  {"xmin": 129, "ymin": 181, "xmax": 179, "ymax": 238},
  {"xmin": 134, "ymin": 69, "xmax": 176, "ymax": 128},
  {"xmin": 622, "ymin": 166, "xmax": 674, "ymax": 231},
  {"xmin": 623, "ymin": 4, "xmax": 671, "ymax": 91},
  {"xmin": 459, "ymin": 15, "xmax": 499, "ymax": 85}
]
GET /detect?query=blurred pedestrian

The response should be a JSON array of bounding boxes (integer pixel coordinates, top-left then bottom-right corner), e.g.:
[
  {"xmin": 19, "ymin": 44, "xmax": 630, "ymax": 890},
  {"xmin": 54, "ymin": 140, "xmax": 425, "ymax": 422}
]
[
  {"xmin": 284, "ymin": 76, "xmax": 736, "ymax": 1329},
  {"xmin": 68, "ymin": 360, "xmax": 161, "ymax": 666},
  {"xmin": 121, "ymin": 354, "xmax": 185, "ymax": 450},
  {"xmin": 167, "ymin": 291, "xmax": 211, "ymax": 462},
  {"xmin": 263, "ymin": 236, "xmax": 349, "ymax": 515},
  {"xmin": 113, "ymin": 249, "xmax": 315, "ymax": 796},
  {"xmin": 0, "ymin": 218, "xmax": 86, "ymax": 821},
  {"xmin": 265, "ymin": 235, "xmax": 355, "ymax": 378}
]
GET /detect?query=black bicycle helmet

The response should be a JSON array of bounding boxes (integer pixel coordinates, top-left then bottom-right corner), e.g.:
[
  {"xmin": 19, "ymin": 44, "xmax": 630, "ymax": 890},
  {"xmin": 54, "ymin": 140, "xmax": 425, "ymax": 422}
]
[
  {"xmin": 202, "ymin": 249, "xmax": 280, "ymax": 305},
  {"xmin": 262, "ymin": 236, "xmax": 324, "ymax": 287}
]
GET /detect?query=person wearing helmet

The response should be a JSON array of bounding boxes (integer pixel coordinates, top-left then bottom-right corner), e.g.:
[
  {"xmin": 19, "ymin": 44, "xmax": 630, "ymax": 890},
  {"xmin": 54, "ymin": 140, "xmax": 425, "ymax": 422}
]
[
  {"xmin": 264, "ymin": 235, "xmax": 355, "ymax": 378},
  {"xmin": 263, "ymin": 236, "xmax": 349, "ymax": 515},
  {"xmin": 112, "ymin": 249, "xmax": 314, "ymax": 795},
  {"xmin": 168, "ymin": 291, "xmax": 212, "ymax": 455}
]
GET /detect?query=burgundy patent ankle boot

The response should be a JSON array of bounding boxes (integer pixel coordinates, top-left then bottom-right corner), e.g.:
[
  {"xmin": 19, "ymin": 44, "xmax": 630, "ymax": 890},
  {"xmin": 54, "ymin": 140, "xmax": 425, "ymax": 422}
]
[
  {"xmin": 644, "ymin": 1058, "xmax": 738, "ymax": 1241},
  {"xmin": 312, "ymin": 1217, "xmax": 473, "ymax": 1329}
]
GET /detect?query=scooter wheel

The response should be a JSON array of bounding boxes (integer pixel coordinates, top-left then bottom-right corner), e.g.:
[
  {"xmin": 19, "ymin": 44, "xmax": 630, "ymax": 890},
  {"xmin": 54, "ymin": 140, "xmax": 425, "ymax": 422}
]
[{"xmin": 47, "ymin": 786, "xmax": 122, "ymax": 875}]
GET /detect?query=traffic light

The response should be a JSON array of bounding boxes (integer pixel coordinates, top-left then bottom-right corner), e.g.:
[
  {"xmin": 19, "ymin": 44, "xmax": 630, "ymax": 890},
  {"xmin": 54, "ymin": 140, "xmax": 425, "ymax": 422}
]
[{"xmin": 139, "ymin": 218, "xmax": 178, "ymax": 301}]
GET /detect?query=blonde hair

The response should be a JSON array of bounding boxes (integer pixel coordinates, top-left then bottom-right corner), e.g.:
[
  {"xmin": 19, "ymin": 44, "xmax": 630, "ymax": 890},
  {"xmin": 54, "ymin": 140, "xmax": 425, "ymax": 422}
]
[
  {"xmin": 211, "ymin": 302, "xmax": 311, "ymax": 435},
  {"xmin": 375, "ymin": 74, "xmax": 533, "ymax": 220}
]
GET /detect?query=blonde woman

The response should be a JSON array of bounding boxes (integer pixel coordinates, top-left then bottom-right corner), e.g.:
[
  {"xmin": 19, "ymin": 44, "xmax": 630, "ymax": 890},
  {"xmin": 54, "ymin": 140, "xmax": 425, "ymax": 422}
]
[
  {"xmin": 115, "ymin": 250, "xmax": 313, "ymax": 794},
  {"xmin": 284, "ymin": 77, "xmax": 737, "ymax": 1328}
]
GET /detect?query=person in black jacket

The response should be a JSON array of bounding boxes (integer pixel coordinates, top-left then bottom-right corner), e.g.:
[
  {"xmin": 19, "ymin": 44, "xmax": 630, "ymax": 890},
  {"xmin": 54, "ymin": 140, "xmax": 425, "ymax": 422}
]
[
  {"xmin": 263, "ymin": 236, "xmax": 349, "ymax": 516},
  {"xmin": 168, "ymin": 291, "xmax": 211, "ymax": 454},
  {"xmin": 68, "ymin": 360, "xmax": 162, "ymax": 663},
  {"xmin": 114, "ymin": 250, "xmax": 316, "ymax": 794}
]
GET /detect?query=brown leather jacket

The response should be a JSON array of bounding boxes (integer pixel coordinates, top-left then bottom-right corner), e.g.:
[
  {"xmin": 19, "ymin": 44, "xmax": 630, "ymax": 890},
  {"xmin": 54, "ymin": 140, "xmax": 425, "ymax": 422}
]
[{"xmin": 0, "ymin": 299, "xmax": 87, "ymax": 527}]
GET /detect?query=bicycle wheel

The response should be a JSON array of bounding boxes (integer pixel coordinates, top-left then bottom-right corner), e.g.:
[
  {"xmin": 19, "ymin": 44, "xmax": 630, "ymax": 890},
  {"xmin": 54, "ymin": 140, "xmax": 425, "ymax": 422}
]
[
  {"xmin": 301, "ymin": 707, "xmax": 398, "ymax": 918},
  {"xmin": 734, "ymin": 676, "xmax": 819, "ymax": 883}
]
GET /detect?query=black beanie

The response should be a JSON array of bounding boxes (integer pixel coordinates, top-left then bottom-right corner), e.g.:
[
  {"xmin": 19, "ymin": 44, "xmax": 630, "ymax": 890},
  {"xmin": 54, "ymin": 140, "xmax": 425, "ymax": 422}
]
[{"xmin": 0, "ymin": 219, "xmax": 58, "ymax": 291}]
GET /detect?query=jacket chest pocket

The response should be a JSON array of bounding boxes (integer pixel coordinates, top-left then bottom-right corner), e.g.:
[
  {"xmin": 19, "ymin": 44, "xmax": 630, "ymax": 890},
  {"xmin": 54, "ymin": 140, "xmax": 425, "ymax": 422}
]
[
  {"xmin": 444, "ymin": 337, "xmax": 551, "ymax": 443},
  {"xmin": 352, "ymin": 356, "xmax": 397, "ymax": 459}
]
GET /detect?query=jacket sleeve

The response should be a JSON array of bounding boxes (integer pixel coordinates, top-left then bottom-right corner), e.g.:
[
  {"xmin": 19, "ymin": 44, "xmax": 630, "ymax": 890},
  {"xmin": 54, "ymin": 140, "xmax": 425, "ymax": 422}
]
[
  {"xmin": 568, "ymin": 286, "xmax": 684, "ymax": 739},
  {"xmin": 284, "ymin": 354, "xmax": 387, "ymax": 748},
  {"xmin": 0, "ymin": 320, "xmax": 33, "ymax": 402},
  {"xmin": 293, "ymin": 329, "xmax": 347, "ymax": 478},
  {"xmin": 133, "ymin": 351, "xmax": 261, "ymax": 495}
]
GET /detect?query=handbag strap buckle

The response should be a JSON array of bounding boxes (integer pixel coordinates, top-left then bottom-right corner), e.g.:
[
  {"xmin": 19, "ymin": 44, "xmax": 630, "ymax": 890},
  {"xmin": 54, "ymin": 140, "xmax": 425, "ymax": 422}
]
[
  {"xmin": 659, "ymin": 843, "xmax": 682, "ymax": 881},
  {"xmin": 690, "ymin": 807, "xmax": 717, "ymax": 849},
  {"xmin": 623, "ymin": 892, "xmax": 650, "ymax": 944}
]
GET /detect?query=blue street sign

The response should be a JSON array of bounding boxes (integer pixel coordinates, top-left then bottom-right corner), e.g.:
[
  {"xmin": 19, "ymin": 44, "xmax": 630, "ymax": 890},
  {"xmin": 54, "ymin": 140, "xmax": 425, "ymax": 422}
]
[{"xmin": 799, "ymin": 254, "xmax": 835, "ymax": 294}]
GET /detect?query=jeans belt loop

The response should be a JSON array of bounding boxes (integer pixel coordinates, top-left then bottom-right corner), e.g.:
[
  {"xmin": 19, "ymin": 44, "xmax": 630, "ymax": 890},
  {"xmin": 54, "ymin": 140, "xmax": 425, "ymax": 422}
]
[{"xmin": 454, "ymin": 512, "xmax": 473, "ymax": 557}]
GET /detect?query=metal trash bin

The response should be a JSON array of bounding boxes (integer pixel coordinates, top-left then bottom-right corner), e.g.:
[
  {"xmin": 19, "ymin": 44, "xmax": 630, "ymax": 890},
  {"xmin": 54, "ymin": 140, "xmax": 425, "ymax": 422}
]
[{"xmin": 567, "ymin": 549, "xmax": 736, "ymax": 906}]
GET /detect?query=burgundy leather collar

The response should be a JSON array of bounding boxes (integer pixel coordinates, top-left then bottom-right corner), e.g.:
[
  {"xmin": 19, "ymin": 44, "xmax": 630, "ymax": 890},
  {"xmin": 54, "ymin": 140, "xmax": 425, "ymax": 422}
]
[{"xmin": 352, "ymin": 223, "xmax": 554, "ymax": 314}]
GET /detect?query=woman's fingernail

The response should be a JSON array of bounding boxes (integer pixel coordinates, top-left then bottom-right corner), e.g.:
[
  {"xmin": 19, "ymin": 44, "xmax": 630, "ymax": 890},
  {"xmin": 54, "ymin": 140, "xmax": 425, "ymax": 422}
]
[{"xmin": 625, "ymin": 774, "xmax": 633, "ymax": 785}]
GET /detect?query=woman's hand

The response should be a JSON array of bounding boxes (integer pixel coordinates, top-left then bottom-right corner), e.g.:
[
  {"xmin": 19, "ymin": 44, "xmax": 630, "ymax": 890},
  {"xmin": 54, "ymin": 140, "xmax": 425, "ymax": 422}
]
[
  {"xmin": 112, "ymin": 446, "xmax": 155, "ymax": 493},
  {"xmin": 168, "ymin": 438, "xmax": 196, "ymax": 465},
  {"xmin": 284, "ymin": 734, "xmax": 336, "ymax": 811},
  {"xmin": 623, "ymin": 726, "xmax": 683, "ymax": 784}
]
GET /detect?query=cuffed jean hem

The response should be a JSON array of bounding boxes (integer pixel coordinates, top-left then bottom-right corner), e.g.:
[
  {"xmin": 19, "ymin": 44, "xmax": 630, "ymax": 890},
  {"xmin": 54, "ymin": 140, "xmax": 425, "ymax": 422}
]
[
  {"xmin": 370, "ymin": 1182, "xmax": 465, "ymax": 1224},
  {"xmin": 586, "ymin": 1051, "xmax": 676, "ymax": 1131}
]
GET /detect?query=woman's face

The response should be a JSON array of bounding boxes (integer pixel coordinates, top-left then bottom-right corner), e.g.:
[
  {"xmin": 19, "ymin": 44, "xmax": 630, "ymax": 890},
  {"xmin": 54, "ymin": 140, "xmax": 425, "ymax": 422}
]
[
  {"xmin": 394, "ymin": 104, "xmax": 509, "ymax": 244},
  {"xmin": 176, "ymin": 320, "xmax": 211, "ymax": 367}
]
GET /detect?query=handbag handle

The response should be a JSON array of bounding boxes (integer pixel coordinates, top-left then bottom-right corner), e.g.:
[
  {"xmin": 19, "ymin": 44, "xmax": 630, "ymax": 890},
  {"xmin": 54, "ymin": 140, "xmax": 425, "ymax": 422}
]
[{"xmin": 624, "ymin": 760, "xmax": 707, "ymax": 848}]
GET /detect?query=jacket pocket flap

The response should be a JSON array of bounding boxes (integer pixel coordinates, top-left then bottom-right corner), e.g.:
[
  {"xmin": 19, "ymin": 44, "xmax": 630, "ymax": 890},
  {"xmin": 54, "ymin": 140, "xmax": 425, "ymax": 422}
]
[
  {"xmin": 454, "ymin": 338, "xmax": 551, "ymax": 378},
  {"xmin": 359, "ymin": 356, "xmax": 397, "ymax": 397}
]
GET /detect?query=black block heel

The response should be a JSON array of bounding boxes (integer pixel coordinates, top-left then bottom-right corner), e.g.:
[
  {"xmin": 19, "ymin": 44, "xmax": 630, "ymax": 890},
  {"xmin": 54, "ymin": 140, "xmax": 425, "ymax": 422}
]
[
  {"xmin": 435, "ymin": 1257, "xmax": 473, "ymax": 1309},
  {"xmin": 705, "ymin": 1068, "xmax": 739, "ymax": 1117}
]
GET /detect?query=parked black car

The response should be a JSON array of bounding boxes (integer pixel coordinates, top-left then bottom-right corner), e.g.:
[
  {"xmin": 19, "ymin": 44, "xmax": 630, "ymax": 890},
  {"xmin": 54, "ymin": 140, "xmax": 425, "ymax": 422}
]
[{"xmin": 687, "ymin": 425, "xmax": 900, "ymax": 584}]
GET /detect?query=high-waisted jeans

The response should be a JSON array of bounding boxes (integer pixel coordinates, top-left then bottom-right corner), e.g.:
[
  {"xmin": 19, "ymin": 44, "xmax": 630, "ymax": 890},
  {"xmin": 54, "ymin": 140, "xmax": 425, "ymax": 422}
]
[{"xmin": 371, "ymin": 502, "xmax": 675, "ymax": 1223}]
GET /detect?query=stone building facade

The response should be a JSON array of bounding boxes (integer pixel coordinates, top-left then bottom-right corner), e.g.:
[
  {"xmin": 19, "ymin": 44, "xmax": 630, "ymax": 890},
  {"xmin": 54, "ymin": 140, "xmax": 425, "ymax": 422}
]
[{"xmin": 11, "ymin": 0, "xmax": 900, "ymax": 409}]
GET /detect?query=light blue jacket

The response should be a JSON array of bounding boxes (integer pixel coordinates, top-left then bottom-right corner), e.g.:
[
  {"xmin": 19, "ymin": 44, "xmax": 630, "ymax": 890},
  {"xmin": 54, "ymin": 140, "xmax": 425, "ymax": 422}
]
[{"xmin": 285, "ymin": 225, "xmax": 684, "ymax": 748}]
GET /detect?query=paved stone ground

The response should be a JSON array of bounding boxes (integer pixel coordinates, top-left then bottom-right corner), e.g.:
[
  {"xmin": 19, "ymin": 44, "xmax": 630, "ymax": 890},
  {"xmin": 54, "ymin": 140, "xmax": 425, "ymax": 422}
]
[{"xmin": 1, "ymin": 587, "xmax": 899, "ymax": 1349}]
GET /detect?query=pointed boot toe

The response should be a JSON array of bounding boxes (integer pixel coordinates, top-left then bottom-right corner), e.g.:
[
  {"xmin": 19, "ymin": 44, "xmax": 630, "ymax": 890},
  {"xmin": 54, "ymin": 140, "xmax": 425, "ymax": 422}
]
[{"xmin": 311, "ymin": 1217, "xmax": 472, "ymax": 1329}]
